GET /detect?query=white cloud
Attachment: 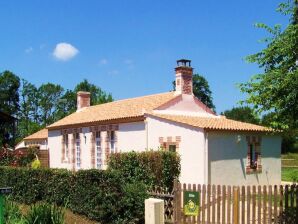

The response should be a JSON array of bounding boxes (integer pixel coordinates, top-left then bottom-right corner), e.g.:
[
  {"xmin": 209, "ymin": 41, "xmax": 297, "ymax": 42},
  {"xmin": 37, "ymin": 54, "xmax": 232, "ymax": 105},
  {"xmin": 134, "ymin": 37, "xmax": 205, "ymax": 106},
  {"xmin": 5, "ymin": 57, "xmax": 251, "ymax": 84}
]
[
  {"xmin": 39, "ymin": 44, "xmax": 46, "ymax": 50},
  {"xmin": 124, "ymin": 59, "xmax": 133, "ymax": 64},
  {"xmin": 124, "ymin": 59, "xmax": 134, "ymax": 69},
  {"xmin": 108, "ymin": 70, "xmax": 119, "ymax": 75},
  {"xmin": 53, "ymin": 42, "xmax": 79, "ymax": 61},
  {"xmin": 99, "ymin": 58, "xmax": 108, "ymax": 65},
  {"xmin": 25, "ymin": 47, "xmax": 33, "ymax": 53}
]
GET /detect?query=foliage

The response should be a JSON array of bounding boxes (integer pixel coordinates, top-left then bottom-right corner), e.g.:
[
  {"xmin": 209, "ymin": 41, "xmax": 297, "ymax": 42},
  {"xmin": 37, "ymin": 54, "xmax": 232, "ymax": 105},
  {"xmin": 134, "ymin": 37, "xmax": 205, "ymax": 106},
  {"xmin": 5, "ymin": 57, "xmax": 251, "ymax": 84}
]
[
  {"xmin": 18, "ymin": 79, "xmax": 40, "ymax": 141},
  {"xmin": 239, "ymin": 0, "xmax": 298, "ymax": 134},
  {"xmin": 0, "ymin": 166, "xmax": 149, "ymax": 223},
  {"xmin": 281, "ymin": 167, "xmax": 298, "ymax": 182},
  {"xmin": 0, "ymin": 70, "xmax": 20, "ymax": 146},
  {"xmin": 4, "ymin": 197, "xmax": 25, "ymax": 224},
  {"xmin": 74, "ymin": 79, "xmax": 113, "ymax": 105},
  {"xmin": 108, "ymin": 151, "xmax": 181, "ymax": 190},
  {"xmin": 222, "ymin": 106, "xmax": 260, "ymax": 124},
  {"xmin": 38, "ymin": 83, "xmax": 64, "ymax": 126},
  {"xmin": 262, "ymin": 112, "xmax": 298, "ymax": 153},
  {"xmin": 25, "ymin": 202, "xmax": 65, "ymax": 224},
  {"xmin": 0, "ymin": 147, "xmax": 38, "ymax": 167},
  {"xmin": 173, "ymin": 74, "xmax": 216, "ymax": 111},
  {"xmin": 0, "ymin": 70, "xmax": 20, "ymax": 116}
]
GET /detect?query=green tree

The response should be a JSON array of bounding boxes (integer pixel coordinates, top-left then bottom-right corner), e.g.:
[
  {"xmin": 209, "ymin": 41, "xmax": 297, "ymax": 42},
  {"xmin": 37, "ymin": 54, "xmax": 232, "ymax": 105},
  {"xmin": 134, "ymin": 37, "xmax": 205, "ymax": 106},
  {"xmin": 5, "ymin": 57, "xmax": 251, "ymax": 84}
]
[
  {"xmin": 0, "ymin": 71, "xmax": 20, "ymax": 146},
  {"xmin": 55, "ymin": 89, "xmax": 77, "ymax": 120},
  {"xmin": 173, "ymin": 74, "xmax": 216, "ymax": 111},
  {"xmin": 222, "ymin": 106, "xmax": 260, "ymax": 124},
  {"xmin": 239, "ymin": 0, "xmax": 298, "ymax": 133},
  {"xmin": 0, "ymin": 71, "xmax": 20, "ymax": 116},
  {"xmin": 74, "ymin": 79, "xmax": 113, "ymax": 105},
  {"xmin": 38, "ymin": 83, "xmax": 64, "ymax": 126},
  {"xmin": 18, "ymin": 79, "xmax": 41, "ymax": 139}
]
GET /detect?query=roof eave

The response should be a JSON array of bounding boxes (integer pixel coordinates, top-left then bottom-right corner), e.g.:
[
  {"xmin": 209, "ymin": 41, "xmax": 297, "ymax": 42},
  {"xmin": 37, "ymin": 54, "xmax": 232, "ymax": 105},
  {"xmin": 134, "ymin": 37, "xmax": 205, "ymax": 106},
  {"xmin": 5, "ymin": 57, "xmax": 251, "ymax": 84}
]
[{"xmin": 47, "ymin": 116, "xmax": 145, "ymax": 130}]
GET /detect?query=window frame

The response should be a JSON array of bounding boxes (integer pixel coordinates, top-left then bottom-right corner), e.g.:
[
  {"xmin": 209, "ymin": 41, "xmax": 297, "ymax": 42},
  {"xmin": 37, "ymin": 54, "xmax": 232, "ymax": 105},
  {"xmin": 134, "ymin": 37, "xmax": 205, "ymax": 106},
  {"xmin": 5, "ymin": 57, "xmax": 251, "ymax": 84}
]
[
  {"xmin": 95, "ymin": 131, "xmax": 102, "ymax": 169},
  {"xmin": 75, "ymin": 133, "xmax": 81, "ymax": 169}
]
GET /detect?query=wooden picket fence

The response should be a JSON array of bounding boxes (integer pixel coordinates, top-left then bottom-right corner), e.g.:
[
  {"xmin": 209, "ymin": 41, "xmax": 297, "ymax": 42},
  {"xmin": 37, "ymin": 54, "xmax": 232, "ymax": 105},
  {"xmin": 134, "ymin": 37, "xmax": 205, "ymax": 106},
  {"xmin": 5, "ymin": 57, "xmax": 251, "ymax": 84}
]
[{"xmin": 173, "ymin": 181, "xmax": 298, "ymax": 224}]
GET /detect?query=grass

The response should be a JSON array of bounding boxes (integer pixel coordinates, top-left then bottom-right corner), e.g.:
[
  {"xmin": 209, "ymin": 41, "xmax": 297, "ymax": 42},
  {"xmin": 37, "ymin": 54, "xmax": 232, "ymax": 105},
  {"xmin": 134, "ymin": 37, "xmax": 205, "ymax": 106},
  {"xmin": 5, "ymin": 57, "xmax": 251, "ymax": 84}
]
[
  {"xmin": 281, "ymin": 153, "xmax": 298, "ymax": 182},
  {"xmin": 18, "ymin": 204, "xmax": 98, "ymax": 224},
  {"xmin": 281, "ymin": 167, "xmax": 298, "ymax": 182}
]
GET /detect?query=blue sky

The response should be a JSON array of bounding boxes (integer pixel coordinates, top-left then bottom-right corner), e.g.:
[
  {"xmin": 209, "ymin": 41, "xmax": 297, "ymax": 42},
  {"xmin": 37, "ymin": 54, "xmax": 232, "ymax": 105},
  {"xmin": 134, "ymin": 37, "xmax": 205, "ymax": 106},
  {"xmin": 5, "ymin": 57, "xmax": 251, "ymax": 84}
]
[{"xmin": 0, "ymin": 0, "xmax": 289, "ymax": 113}]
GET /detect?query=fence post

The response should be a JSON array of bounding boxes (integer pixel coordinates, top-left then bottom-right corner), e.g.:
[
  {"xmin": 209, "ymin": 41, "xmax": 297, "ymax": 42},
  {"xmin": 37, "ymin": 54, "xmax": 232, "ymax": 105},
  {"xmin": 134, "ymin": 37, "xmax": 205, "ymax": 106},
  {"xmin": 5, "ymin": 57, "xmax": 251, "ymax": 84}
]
[
  {"xmin": 233, "ymin": 186, "xmax": 239, "ymax": 224},
  {"xmin": 145, "ymin": 198, "xmax": 164, "ymax": 224}
]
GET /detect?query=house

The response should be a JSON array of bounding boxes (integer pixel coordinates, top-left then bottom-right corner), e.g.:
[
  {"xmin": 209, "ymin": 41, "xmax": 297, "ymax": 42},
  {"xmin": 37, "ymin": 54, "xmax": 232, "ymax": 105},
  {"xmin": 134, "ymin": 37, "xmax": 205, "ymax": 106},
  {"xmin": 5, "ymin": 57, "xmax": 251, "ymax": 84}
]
[
  {"xmin": 46, "ymin": 59, "xmax": 281, "ymax": 186},
  {"xmin": 16, "ymin": 128, "xmax": 48, "ymax": 150},
  {"xmin": 15, "ymin": 128, "xmax": 49, "ymax": 167}
]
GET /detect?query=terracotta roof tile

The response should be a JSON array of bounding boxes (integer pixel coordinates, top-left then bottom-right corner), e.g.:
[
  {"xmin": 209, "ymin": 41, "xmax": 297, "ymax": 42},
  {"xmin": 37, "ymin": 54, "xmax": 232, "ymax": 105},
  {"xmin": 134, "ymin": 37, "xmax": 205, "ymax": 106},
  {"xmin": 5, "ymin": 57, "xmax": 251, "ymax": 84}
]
[
  {"xmin": 48, "ymin": 92, "xmax": 177, "ymax": 129},
  {"xmin": 149, "ymin": 114, "xmax": 271, "ymax": 132},
  {"xmin": 24, "ymin": 128, "xmax": 48, "ymax": 140}
]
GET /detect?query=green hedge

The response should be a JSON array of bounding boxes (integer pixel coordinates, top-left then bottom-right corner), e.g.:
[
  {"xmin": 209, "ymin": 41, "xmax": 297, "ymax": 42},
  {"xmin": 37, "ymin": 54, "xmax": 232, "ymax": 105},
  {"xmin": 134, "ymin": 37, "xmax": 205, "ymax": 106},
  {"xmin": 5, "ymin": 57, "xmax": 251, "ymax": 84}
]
[
  {"xmin": 0, "ymin": 151, "xmax": 180, "ymax": 223},
  {"xmin": 0, "ymin": 167, "xmax": 147, "ymax": 223},
  {"xmin": 108, "ymin": 151, "xmax": 181, "ymax": 190}
]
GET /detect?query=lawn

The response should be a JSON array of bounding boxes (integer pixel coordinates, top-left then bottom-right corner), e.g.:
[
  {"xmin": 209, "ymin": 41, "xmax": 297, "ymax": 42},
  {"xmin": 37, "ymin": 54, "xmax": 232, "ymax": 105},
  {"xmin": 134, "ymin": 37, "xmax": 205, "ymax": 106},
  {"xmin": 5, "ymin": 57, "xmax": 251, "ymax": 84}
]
[
  {"xmin": 281, "ymin": 153, "xmax": 298, "ymax": 182},
  {"xmin": 282, "ymin": 167, "xmax": 298, "ymax": 182}
]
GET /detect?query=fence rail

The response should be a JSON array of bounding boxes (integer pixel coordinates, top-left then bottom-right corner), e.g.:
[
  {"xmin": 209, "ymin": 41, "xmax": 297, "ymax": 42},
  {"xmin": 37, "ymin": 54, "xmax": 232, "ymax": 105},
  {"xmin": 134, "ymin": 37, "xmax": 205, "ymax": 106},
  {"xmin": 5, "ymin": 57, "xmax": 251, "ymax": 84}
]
[{"xmin": 171, "ymin": 181, "xmax": 298, "ymax": 224}]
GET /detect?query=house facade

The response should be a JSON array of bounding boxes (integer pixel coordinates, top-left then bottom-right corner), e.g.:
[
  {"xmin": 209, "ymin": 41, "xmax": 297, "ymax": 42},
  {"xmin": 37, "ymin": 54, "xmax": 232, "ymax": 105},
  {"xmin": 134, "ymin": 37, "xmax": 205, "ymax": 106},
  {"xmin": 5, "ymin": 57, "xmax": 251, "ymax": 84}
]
[
  {"xmin": 46, "ymin": 59, "xmax": 281, "ymax": 186},
  {"xmin": 16, "ymin": 128, "xmax": 48, "ymax": 150}
]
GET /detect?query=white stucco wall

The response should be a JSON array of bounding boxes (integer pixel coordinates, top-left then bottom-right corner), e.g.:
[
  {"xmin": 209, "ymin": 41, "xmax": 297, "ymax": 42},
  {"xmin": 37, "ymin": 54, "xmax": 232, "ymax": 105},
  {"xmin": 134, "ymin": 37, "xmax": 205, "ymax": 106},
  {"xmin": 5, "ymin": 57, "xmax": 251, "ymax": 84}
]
[
  {"xmin": 208, "ymin": 132, "xmax": 281, "ymax": 186},
  {"xmin": 48, "ymin": 124, "xmax": 146, "ymax": 170},
  {"xmin": 48, "ymin": 128, "xmax": 94, "ymax": 170},
  {"xmin": 154, "ymin": 94, "xmax": 215, "ymax": 117},
  {"xmin": 146, "ymin": 116, "xmax": 206, "ymax": 184},
  {"xmin": 117, "ymin": 122, "xmax": 146, "ymax": 152}
]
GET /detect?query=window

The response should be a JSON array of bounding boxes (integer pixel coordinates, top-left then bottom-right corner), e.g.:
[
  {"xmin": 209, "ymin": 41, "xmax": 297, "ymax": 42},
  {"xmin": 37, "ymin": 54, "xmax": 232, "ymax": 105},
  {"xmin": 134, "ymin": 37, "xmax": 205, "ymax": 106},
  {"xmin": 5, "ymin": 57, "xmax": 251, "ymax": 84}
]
[
  {"xmin": 169, "ymin": 145, "xmax": 176, "ymax": 153},
  {"xmin": 95, "ymin": 131, "xmax": 102, "ymax": 169},
  {"xmin": 75, "ymin": 133, "xmax": 81, "ymax": 169},
  {"xmin": 246, "ymin": 136, "xmax": 262, "ymax": 173},
  {"xmin": 110, "ymin": 131, "xmax": 115, "ymax": 154},
  {"xmin": 64, "ymin": 134, "xmax": 69, "ymax": 161},
  {"xmin": 249, "ymin": 144, "xmax": 257, "ymax": 169}
]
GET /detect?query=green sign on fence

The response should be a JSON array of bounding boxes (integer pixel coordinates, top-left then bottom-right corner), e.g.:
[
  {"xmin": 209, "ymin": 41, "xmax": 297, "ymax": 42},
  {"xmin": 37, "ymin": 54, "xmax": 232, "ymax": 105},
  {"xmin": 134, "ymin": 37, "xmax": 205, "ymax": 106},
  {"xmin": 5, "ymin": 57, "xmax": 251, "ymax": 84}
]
[{"xmin": 183, "ymin": 191, "xmax": 200, "ymax": 216}]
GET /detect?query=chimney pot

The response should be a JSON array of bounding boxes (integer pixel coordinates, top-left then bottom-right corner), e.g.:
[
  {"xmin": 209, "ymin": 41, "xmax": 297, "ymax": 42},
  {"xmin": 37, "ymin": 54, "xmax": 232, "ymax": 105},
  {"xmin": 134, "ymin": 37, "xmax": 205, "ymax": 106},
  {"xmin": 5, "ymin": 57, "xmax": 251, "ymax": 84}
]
[
  {"xmin": 175, "ymin": 59, "xmax": 193, "ymax": 95},
  {"xmin": 77, "ymin": 91, "xmax": 90, "ymax": 110}
]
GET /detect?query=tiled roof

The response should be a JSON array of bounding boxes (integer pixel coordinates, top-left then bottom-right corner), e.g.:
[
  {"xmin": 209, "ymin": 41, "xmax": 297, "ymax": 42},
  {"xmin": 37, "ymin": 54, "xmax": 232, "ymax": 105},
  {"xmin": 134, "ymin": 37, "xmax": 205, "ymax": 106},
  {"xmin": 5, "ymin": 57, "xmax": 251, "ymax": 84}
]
[
  {"xmin": 48, "ymin": 92, "xmax": 177, "ymax": 129},
  {"xmin": 24, "ymin": 128, "xmax": 48, "ymax": 140},
  {"xmin": 148, "ymin": 114, "xmax": 271, "ymax": 132}
]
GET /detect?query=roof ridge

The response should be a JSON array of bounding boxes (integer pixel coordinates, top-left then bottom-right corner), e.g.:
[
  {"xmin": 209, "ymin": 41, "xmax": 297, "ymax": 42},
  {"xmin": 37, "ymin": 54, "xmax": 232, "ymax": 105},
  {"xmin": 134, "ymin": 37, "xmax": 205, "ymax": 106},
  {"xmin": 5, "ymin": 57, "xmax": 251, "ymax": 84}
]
[{"xmin": 86, "ymin": 91, "xmax": 174, "ymax": 109}]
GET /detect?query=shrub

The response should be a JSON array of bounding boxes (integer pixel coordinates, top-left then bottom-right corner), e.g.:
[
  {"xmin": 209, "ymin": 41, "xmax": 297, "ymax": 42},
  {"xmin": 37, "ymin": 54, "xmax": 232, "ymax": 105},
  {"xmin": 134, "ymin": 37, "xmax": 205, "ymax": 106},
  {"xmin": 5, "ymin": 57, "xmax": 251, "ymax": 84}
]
[
  {"xmin": 0, "ymin": 166, "xmax": 149, "ymax": 223},
  {"xmin": 108, "ymin": 150, "xmax": 181, "ymax": 190},
  {"xmin": 0, "ymin": 146, "xmax": 38, "ymax": 167},
  {"xmin": 4, "ymin": 197, "xmax": 25, "ymax": 224},
  {"xmin": 25, "ymin": 202, "xmax": 65, "ymax": 224}
]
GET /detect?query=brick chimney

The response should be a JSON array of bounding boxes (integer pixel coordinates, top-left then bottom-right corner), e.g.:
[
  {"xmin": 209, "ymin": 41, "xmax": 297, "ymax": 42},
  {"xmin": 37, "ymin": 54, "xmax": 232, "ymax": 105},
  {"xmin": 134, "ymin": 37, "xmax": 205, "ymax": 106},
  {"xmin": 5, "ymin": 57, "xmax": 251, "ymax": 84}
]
[
  {"xmin": 175, "ymin": 59, "xmax": 193, "ymax": 95},
  {"xmin": 77, "ymin": 91, "xmax": 90, "ymax": 110}
]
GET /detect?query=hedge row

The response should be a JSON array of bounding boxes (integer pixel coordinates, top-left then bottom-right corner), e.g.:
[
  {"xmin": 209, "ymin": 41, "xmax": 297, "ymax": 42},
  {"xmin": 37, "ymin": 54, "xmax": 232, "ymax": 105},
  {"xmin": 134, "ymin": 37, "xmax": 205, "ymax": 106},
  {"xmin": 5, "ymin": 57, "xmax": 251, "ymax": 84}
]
[
  {"xmin": 108, "ymin": 150, "xmax": 181, "ymax": 190},
  {"xmin": 0, "ymin": 151, "xmax": 180, "ymax": 223},
  {"xmin": 0, "ymin": 167, "xmax": 146, "ymax": 223}
]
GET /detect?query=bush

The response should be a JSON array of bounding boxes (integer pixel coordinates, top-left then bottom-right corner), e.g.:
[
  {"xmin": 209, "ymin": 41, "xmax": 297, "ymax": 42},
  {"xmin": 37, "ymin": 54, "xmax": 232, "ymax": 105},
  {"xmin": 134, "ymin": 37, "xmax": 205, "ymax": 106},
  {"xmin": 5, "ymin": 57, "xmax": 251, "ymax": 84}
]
[
  {"xmin": 0, "ymin": 167, "xmax": 148, "ymax": 223},
  {"xmin": 0, "ymin": 146, "xmax": 38, "ymax": 167},
  {"xmin": 0, "ymin": 151, "xmax": 179, "ymax": 223},
  {"xmin": 4, "ymin": 197, "xmax": 25, "ymax": 224},
  {"xmin": 108, "ymin": 151, "xmax": 181, "ymax": 190},
  {"xmin": 25, "ymin": 202, "xmax": 65, "ymax": 224}
]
